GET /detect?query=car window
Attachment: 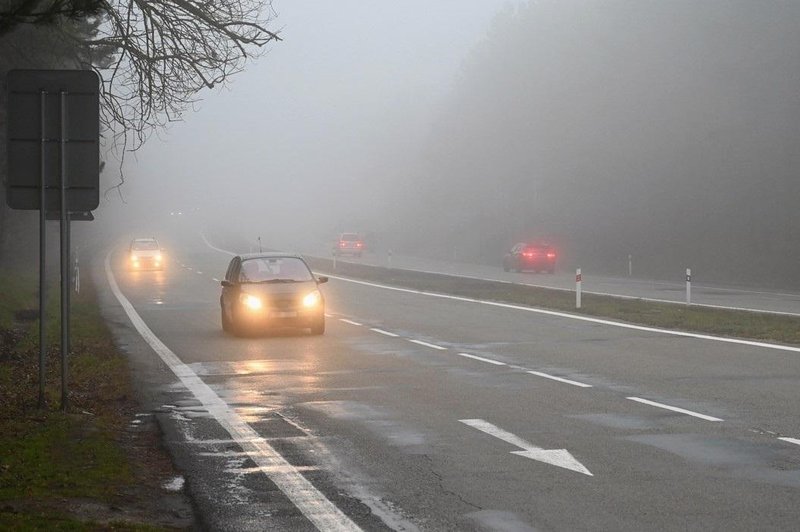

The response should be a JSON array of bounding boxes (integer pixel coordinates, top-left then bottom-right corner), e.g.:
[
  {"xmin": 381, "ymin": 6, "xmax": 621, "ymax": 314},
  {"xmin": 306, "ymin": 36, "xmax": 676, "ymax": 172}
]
[
  {"xmin": 239, "ymin": 257, "xmax": 314, "ymax": 282},
  {"xmin": 340, "ymin": 233, "xmax": 359, "ymax": 241},
  {"xmin": 132, "ymin": 240, "xmax": 159, "ymax": 250}
]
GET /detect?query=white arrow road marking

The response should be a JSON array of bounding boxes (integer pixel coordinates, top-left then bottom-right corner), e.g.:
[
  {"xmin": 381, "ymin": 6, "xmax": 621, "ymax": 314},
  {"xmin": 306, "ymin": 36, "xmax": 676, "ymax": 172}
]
[{"xmin": 459, "ymin": 419, "xmax": 593, "ymax": 476}]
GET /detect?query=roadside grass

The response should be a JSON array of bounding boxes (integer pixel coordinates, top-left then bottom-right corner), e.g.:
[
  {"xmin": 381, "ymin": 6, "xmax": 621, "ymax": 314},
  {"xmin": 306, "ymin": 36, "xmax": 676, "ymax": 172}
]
[
  {"xmin": 0, "ymin": 269, "xmax": 189, "ymax": 530},
  {"xmin": 306, "ymin": 257, "xmax": 800, "ymax": 346}
]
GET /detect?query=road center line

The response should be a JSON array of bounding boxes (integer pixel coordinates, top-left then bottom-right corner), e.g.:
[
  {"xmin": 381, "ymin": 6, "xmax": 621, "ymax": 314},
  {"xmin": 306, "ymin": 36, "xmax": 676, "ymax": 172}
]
[
  {"xmin": 527, "ymin": 370, "xmax": 592, "ymax": 388},
  {"xmin": 370, "ymin": 327, "xmax": 399, "ymax": 337},
  {"xmin": 339, "ymin": 318, "xmax": 363, "ymax": 326},
  {"xmin": 778, "ymin": 437, "xmax": 800, "ymax": 446},
  {"xmin": 457, "ymin": 353, "xmax": 506, "ymax": 366},
  {"xmin": 627, "ymin": 396, "xmax": 723, "ymax": 422},
  {"xmin": 104, "ymin": 253, "xmax": 362, "ymax": 532},
  {"xmin": 408, "ymin": 339, "xmax": 447, "ymax": 350}
]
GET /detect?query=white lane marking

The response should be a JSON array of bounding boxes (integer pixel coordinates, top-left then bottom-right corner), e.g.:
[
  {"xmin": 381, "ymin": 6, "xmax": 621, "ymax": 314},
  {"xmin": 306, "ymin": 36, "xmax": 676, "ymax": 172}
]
[
  {"xmin": 104, "ymin": 253, "xmax": 362, "ymax": 532},
  {"xmin": 460, "ymin": 419, "xmax": 592, "ymax": 476},
  {"xmin": 457, "ymin": 353, "xmax": 506, "ymax": 366},
  {"xmin": 778, "ymin": 437, "xmax": 800, "ymax": 446},
  {"xmin": 626, "ymin": 397, "xmax": 723, "ymax": 422},
  {"xmin": 318, "ymin": 275, "xmax": 800, "ymax": 355},
  {"xmin": 212, "ymin": 278, "xmax": 220, "ymax": 283},
  {"xmin": 197, "ymin": 271, "xmax": 203, "ymax": 275},
  {"xmin": 408, "ymin": 339, "xmax": 447, "ymax": 350},
  {"xmin": 527, "ymin": 370, "xmax": 592, "ymax": 388},
  {"xmin": 339, "ymin": 319, "xmax": 363, "ymax": 326},
  {"xmin": 370, "ymin": 327, "xmax": 399, "ymax": 338}
]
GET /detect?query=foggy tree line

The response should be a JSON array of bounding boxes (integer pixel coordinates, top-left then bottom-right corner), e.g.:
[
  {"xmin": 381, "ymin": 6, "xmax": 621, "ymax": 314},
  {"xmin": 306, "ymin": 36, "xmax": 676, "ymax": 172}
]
[{"xmin": 378, "ymin": 1, "xmax": 800, "ymax": 287}]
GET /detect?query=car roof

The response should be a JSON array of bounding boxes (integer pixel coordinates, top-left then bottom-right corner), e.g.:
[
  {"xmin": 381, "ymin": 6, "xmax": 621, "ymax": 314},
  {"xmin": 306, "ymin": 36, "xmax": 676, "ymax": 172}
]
[{"xmin": 237, "ymin": 252, "xmax": 305, "ymax": 260}]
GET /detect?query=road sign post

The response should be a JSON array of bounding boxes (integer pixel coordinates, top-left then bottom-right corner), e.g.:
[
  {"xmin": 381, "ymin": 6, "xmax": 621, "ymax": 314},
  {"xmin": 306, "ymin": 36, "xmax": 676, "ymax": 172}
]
[
  {"xmin": 576, "ymin": 268, "xmax": 582, "ymax": 309},
  {"xmin": 6, "ymin": 70, "xmax": 99, "ymax": 410}
]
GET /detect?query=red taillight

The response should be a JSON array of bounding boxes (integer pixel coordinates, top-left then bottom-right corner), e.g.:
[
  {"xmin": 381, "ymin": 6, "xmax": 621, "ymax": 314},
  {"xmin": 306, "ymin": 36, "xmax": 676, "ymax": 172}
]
[
  {"xmin": 356, "ymin": 242, "xmax": 363, "ymax": 247},
  {"xmin": 523, "ymin": 252, "xmax": 533, "ymax": 258},
  {"xmin": 339, "ymin": 241, "xmax": 346, "ymax": 247},
  {"xmin": 547, "ymin": 252, "xmax": 556, "ymax": 259}
]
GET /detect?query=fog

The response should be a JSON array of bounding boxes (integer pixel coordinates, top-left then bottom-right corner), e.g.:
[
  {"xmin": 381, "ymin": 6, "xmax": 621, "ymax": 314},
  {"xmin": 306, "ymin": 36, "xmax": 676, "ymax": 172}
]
[{"xmin": 103, "ymin": 1, "xmax": 800, "ymax": 287}]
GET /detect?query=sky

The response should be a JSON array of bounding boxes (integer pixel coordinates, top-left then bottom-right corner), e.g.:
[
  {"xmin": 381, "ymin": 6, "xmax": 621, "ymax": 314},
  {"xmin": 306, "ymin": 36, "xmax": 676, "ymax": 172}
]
[{"xmin": 113, "ymin": 0, "xmax": 512, "ymax": 237}]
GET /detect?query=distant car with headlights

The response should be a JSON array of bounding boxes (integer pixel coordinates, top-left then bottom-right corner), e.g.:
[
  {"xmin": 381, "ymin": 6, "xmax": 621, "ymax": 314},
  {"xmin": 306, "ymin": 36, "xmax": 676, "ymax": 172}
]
[
  {"xmin": 332, "ymin": 232, "xmax": 364, "ymax": 257},
  {"xmin": 220, "ymin": 253, "xmax": 328, "ymax": 335},
  {"xmin": 503, "ymin": 242, "xmax": 557, "ymax": 273},
  {"xmin": 128, "ymin": 238, "xmax": 164, "ymax": 270}
]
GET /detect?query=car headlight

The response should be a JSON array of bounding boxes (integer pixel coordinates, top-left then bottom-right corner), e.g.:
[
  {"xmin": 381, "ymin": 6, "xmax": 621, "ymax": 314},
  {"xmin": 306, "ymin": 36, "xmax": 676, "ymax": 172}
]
[
  {"xmin": 302, "ymin": 290, "xmax": 322, "ymax": 308},
  {"xmin": 240, "ymin": 293, "xmax": 263, "ymax": 311}
]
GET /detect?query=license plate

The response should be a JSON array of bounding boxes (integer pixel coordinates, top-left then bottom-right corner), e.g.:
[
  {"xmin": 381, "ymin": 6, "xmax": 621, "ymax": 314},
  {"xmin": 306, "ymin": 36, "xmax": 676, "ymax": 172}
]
[{"xmin": 271, "ymin": 311, "xmax": 297, "ymax": 318}]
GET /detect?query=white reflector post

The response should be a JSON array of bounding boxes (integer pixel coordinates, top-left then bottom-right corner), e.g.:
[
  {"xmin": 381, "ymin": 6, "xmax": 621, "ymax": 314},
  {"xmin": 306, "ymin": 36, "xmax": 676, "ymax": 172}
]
[{"xmin": 686, "ymin": 268, "xmax": 692, "ymax": 305}]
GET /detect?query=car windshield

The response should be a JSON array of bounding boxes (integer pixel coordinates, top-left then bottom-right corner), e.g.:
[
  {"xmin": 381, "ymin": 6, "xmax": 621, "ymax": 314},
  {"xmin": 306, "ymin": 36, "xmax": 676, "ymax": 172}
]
[
  {"xmin": 340, "ymin": 233, "xmax": 359, "ymax": 241},
  {"xmin": 239, "ymin": 257, "xmax": 314, "ymax": 283},
  {"xmin": 132, "ymin": 241, "xmax": 159, "ymax": 250}
]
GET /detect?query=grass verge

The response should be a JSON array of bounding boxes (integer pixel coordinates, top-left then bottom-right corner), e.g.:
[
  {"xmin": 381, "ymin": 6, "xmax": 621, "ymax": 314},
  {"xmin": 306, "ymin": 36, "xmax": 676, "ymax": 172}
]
[
  {"xmin": 0, "ymin": 268, "xmax": 193, "ymax": 530},
  {"xmin": 306, "ymin": 257, "xmax": 800, "ymax": 346}
]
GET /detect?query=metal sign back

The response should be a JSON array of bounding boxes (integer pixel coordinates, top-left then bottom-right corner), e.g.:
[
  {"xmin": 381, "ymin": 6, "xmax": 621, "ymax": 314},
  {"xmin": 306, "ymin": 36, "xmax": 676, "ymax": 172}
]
[{"xmin": 6, "ymin": 69, "xmax": 100, "ymax": 211}]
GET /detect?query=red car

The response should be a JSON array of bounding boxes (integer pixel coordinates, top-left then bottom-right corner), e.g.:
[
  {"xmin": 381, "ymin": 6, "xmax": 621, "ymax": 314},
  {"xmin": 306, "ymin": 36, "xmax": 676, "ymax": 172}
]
[
  {"xmin": 333, "ymin": 233, "xmax": 364, "ymax": 257},
  {"xmin": 503, "ymin": 243, "xmax": 557, "ymax": 273}
]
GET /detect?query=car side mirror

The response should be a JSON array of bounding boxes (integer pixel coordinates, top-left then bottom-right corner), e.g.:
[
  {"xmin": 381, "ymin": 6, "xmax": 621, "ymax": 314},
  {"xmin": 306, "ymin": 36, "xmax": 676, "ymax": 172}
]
[
  {"xmin": 221, "ymin": 280, "xmax": 235, "ymax": 288},
  {"xmin": 317, "ymin": 276, "xmax": 329, "ymax": 284}
]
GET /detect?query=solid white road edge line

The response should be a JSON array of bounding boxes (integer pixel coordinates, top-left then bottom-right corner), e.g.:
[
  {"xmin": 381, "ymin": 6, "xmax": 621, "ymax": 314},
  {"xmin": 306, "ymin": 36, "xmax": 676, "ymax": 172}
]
[
  {"xmin": 200, "ymin": 238, "xmax": 800, "ymax": 354},
  {"xmin": 459, "ymin": 419, "xmax": 592, "ymax": 476},
  {"xmin": 457, "ymin": 353, "xmax": 506, "ymax": 366},
  {"xmin": 527, "ymin": 370, "xmax": 592, "ymax": 388},
  {"xmin": 626, "ymin": 396, "xmax": 723, "ymax": 422},
  {"xmin": 778, "ymin": 437, "xmax": 800, "ymax": 446},
  {"xmin": 408, "ymin": 339, "xmax": 447, "ymax": 350},
  {"xmin": 370, "ymin": 327, "xmax": 399, "ymax": 337},
  {"xmin": 104, "ymin": 253, "xmax": 362, "ymax": 532},
  {"xmin": 320, "ymin": 275, "xmax": 800, "ymax": 355},
  {"xmin": 339, "ymin": 318, "xmax": 363, "ymax": 326}
]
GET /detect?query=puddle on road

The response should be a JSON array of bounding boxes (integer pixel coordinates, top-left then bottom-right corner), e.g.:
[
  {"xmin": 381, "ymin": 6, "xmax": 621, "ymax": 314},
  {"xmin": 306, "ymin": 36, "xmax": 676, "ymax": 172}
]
[
  {"xmin": 163, "ymin": 475, "xmax": 185, "ymax": 492},
  {"xmin": 301, "ymin": 400, "xmax": 428, "ymax": 449},
  {"xmin": 465, "ymin": 510, "xmax": 537, "ymax": 532},
  {"xmin": 627, "ymin": 433, "xmax": 800, "ymax": 488},
  {"xmin": 187, "ymin": 359, "xmax": 312, "ymax": 377},
  {"xmin": 571, "ymin": 413, "xmax": 656, "ymax": 430}
]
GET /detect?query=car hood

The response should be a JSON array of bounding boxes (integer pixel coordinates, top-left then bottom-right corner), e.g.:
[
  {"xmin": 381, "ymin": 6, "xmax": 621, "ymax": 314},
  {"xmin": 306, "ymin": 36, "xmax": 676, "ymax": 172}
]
[{"xmin": 239, "ymin": 280, "xmax": 318, "ymax": 298}]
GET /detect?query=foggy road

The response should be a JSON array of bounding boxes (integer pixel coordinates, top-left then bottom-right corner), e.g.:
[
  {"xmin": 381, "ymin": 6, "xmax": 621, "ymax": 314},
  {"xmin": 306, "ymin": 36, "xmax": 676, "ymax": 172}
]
[
  {"xmin": 99, "ymin": 230, "xmax": 800, "ymax": 531},
  {"xmin": 299, "ymin": 246, "xmax": 800, "ymax": 317}
]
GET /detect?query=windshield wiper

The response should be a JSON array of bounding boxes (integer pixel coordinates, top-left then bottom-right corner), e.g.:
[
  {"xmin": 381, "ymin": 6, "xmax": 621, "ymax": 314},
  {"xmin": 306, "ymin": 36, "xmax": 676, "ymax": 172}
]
[{"xmin": 257, "ymin": 278, "xmax": 299, "ymax": 283}]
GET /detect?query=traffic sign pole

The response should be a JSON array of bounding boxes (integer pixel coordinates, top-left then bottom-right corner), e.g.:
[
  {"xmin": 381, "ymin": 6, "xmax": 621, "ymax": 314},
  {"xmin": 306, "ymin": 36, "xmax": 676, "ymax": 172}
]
[
  {"xmin": 38, "ymin": 90, "xmax": 47, "ymax": 408},
  {"xmin": 60, "ymin": 91, "xmax": 69, "ymax": 411}
]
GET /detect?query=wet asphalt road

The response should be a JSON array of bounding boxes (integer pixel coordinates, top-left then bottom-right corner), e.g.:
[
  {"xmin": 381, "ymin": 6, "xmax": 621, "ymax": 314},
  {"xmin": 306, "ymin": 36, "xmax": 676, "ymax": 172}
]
[{"xmin": 98, "ymin": 229, "xmax": 800, "ymax": 531}]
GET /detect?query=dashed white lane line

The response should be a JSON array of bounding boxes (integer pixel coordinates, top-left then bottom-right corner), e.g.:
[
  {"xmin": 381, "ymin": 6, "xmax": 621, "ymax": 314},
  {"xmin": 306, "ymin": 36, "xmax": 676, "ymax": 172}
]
[
  {"xmin": 339, "ymin": 318, "xmax": 363, "ymax": 326},
  {"xmin": 778, "ymin": 437, "xmax": 800, "ymax": 446},
  {"xmin": 370, "ymin": 327, "xmax": 399, "ymax": 338},
  {"xmin": 407, "ymin": 339, "xmax": 447, "ymax": 351},
  {"xmin": 212, "ymin": 278, "xmax": 220, "ymax": 283},
  {"xmin": 457, "ymin": 353, "xmax": 507, "ymax": 366},
  {"xmin": 527, "ymin": 370, "xmax": 592, "ymax": 388},
  {"xmin": 104, "ymin": 253, "xmax": 362, "ymax": 532},
  {"xmin": 627, "ymin": 396, "xmax": 723, "ymax": 422},
  {"xmin": 197, "ymin": 271, "xmax": 203, "ymax": 275}
]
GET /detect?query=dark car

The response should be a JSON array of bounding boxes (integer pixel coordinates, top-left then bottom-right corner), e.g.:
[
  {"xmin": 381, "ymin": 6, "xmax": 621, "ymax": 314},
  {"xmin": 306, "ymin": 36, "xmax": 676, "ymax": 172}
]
[
  {"xmin": 503, "ymin": 242, "xmax": 557, "ymax": 273},
  {"xmin": 220, "ymin": 253, "xmax": 328, "ymax": 335},
  {"xmin": 332, "ymin": 232, "xmax": 364, "ymax": 257}
]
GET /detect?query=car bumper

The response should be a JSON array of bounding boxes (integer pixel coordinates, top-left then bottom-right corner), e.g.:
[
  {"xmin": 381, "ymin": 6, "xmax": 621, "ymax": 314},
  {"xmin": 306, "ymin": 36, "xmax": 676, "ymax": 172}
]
[{"xmin": 235, "ymin": 307, "xmax": 322, "ymax": 329}]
